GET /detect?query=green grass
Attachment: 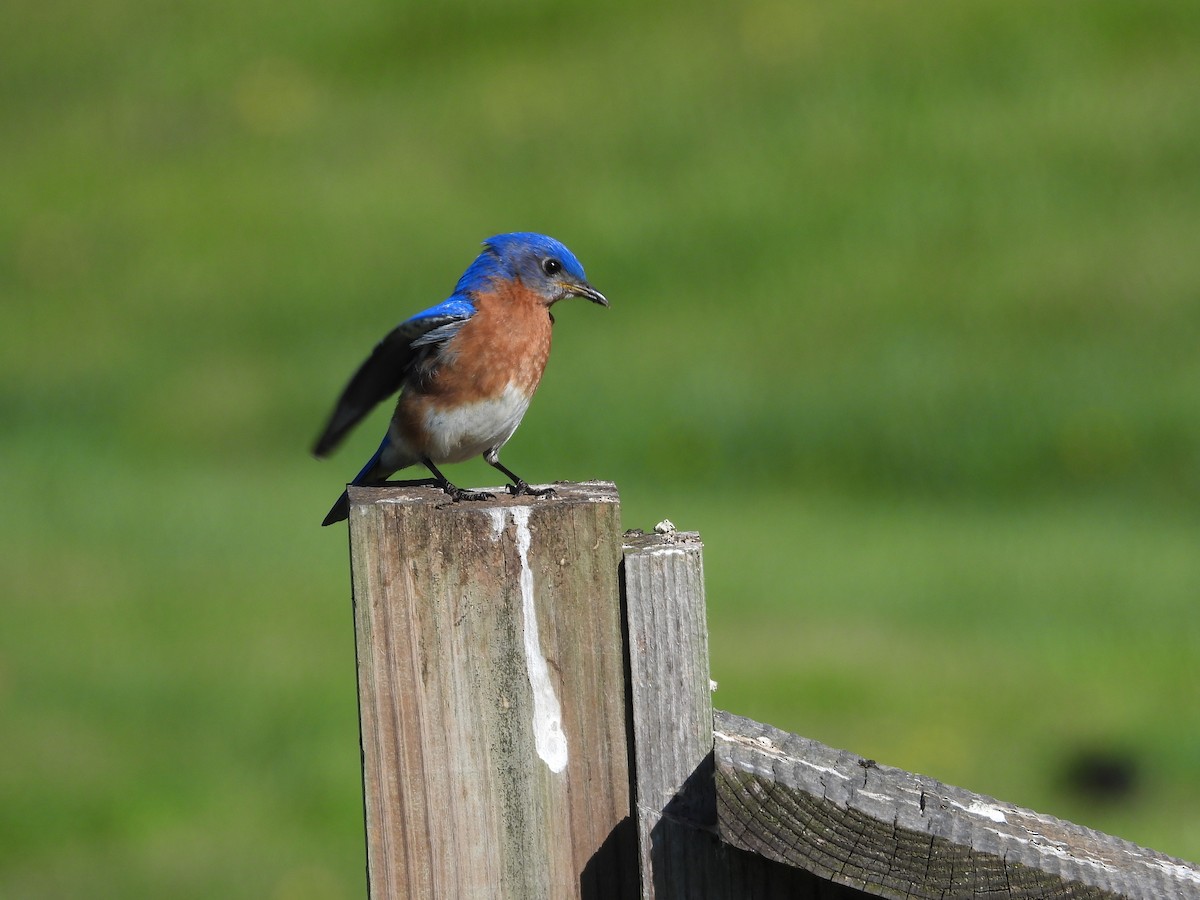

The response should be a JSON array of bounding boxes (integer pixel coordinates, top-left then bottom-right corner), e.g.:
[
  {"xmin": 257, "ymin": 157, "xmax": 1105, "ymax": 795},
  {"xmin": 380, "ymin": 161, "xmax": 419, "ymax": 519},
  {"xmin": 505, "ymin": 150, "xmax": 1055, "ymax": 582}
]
[{"xmin": 3, "ymin": 0, "xmax": 1199, "ymax": 894}]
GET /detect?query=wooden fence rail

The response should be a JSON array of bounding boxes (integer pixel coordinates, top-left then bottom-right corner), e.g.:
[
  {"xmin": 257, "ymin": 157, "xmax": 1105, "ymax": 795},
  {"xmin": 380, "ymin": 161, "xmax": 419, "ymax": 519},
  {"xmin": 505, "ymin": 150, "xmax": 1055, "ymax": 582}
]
[{"xmin": 345, "ymin": 481, "xmax": 1200, "ymax": 899}]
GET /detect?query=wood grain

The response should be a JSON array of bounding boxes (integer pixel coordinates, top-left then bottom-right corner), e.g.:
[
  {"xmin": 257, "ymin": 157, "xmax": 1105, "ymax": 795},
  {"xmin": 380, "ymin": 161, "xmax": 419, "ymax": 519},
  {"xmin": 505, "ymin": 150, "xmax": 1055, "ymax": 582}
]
[
  {"xmin": 348, "ymin": 481, "xmax": 635, "ymax": 899},
  {"xmin": 344, "ymin": 482, "xmax": 1199, "ymax": 899},
  {"xmin": 621, "ymin": 530, "xmax": 871, "ymax": 900},
  {"xmin": 714, "ymin": 711, "xmax": 1200, "ymax": 900},
  {"xmin": 622, "ymin": 529, "xmax": 715, "ymax": 899}
]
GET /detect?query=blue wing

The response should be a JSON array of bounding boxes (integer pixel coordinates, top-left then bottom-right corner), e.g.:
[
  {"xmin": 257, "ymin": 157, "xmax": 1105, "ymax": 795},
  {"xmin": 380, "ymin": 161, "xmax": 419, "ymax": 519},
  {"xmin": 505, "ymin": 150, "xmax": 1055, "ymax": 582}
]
[{"xmin": 312, "ymin": 296, "xmax": 475, "ymax": 457}]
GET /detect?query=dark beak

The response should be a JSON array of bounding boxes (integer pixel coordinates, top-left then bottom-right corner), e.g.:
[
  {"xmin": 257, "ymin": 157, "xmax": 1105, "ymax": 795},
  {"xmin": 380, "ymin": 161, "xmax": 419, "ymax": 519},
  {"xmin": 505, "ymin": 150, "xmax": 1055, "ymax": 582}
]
[{"xmin": 570, "ymin": 282, "xmax": 609, "ymax": 307}]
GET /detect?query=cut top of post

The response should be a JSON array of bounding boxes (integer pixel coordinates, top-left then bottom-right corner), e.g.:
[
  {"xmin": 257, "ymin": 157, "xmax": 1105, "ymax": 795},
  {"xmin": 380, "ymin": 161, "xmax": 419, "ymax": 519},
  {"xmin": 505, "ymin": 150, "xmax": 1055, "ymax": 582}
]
[{"xmin": 347, "ymin": 479, "xmax": 620, "ymax": 515}]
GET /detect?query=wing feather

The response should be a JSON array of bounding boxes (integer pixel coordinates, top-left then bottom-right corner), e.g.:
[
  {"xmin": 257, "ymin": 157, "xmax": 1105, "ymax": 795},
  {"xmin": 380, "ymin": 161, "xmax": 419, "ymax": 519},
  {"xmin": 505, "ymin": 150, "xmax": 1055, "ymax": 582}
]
[{"xmin": 312, "ymin": 300, "xmax": 474, "ymax": 457}]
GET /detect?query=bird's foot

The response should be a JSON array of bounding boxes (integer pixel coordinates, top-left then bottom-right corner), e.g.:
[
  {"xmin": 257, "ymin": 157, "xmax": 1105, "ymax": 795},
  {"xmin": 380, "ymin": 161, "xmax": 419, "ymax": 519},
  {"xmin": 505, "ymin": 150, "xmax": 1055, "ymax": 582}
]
[
  {"xmin": 442, "ymin": 483, "xmax": 495, "ymax": 502},
  {"xmin": 507, "ymin": 480, "xmax": 555, "ymax": 498}
]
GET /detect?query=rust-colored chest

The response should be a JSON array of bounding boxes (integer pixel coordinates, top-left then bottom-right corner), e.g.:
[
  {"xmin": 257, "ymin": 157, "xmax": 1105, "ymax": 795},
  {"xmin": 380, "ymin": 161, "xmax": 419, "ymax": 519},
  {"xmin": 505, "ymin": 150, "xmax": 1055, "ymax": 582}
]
[{"xmin": 429, "ymin": 280, "xmax": 553, "ymax": 402}]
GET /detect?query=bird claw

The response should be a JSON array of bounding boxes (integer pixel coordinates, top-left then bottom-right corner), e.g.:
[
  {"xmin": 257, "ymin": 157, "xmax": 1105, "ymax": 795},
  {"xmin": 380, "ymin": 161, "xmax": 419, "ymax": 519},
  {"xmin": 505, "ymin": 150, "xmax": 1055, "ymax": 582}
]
[
  {"xmin": 507, "ymin": 481, "xmax": 555, "ymax": 498},
  {"xmin": 443, "ymin": 484, "xmax": 495, "ymax": 502}
]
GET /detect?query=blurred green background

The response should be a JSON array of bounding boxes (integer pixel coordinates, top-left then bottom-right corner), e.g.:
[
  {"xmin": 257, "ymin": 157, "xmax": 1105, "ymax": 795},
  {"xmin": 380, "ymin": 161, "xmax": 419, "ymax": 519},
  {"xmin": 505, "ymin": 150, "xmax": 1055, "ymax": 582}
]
[{"xmin": 3, "ymin": 0, "xmax": 1199, "ymax": 895}]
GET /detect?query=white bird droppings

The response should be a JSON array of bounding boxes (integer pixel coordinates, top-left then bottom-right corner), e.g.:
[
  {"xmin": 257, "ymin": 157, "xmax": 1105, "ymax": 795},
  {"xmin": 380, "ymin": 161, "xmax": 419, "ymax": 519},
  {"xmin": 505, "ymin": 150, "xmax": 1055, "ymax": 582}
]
[
  {"xmin": 488, "ymin": 507, "xmax": 569, "ymax": 774},
  {"xmin": 967, "ymin": 800, "xmax": 1008, "ymax": 823}
]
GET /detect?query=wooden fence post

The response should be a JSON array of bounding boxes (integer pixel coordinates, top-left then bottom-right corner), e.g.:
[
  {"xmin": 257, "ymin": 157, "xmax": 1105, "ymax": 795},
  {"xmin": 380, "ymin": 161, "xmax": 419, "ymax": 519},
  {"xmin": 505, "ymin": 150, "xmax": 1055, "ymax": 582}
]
[
  {"xmin": 622, "ymin": 528, "xmax": 717, "ymax": 899},
  {"xmin": 347, "ymin": 481, "xmax": 636, "ymax": 900},
  {"xmin": 345, "ymin": 484, "xmax": 1200, "ymax": 898},
  {"xmin": 622, "ymin": 528, "xmax": 838, "ymax": 899}
]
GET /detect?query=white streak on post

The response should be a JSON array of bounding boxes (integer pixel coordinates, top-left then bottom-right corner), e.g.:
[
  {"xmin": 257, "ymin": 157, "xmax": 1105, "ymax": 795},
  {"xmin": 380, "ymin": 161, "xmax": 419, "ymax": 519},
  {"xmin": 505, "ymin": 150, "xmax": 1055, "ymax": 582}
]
[
  {"xmin": 966, "ymin": 800, "xmax": 1008, "ymax": 824},
  {"xmin": 488, "ymin": 507, "xmax": 569, "ymax": 773}
]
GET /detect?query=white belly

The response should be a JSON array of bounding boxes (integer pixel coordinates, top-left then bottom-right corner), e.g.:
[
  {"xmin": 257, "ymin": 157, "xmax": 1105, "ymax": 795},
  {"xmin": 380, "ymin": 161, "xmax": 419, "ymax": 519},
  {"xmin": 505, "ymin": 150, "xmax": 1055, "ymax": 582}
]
[{"xmin": 422, "ymin": 383, "xmax": 533, "ymax": 463}]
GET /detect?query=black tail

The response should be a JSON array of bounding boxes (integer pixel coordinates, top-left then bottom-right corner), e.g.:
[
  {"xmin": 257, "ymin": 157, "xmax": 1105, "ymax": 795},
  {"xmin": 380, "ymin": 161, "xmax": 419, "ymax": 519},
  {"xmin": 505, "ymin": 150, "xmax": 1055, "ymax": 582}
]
[
  {"xmin": 318, "ymin": 437, "xmax": 392, "ymax": 527},
  {"xmin": 321, "ymin": 490, "xmax": 350, "ymax": 526}
]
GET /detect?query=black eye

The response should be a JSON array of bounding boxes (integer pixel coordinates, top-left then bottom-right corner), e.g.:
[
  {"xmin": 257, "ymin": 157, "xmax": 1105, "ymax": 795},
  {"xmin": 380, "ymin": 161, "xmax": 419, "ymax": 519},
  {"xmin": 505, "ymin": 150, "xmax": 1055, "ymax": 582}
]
[{"xmin": 542, "ymin": 258, "xmax": 562, "ymax": 276}]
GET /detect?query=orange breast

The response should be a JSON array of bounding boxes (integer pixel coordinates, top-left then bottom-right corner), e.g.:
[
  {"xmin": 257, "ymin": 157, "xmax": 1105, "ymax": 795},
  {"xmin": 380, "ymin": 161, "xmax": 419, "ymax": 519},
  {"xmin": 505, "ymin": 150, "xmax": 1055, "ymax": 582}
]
[
  {"xmin": 391, "ymin": 279, "xmax": 553, "ymax": 456},
  {"xmin": 428, "ymin": 279, "xmax": 553, "ymax": 406}
]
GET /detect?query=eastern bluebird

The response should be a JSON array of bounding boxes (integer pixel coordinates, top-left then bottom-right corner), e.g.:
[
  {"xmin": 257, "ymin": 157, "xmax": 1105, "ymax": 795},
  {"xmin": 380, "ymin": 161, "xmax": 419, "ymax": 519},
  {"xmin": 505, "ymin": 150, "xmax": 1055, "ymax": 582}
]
[{"xmin": 313, "ymin": 232, "xmax": 608, "ymax": 526}]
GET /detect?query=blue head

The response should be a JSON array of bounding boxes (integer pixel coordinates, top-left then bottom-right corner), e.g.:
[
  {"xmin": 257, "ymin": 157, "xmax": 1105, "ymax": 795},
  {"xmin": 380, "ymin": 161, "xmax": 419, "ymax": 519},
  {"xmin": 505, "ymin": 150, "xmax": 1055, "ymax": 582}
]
[{"xmin": 454, "ymin": 232, "xmax": 608, "ymax": 307}]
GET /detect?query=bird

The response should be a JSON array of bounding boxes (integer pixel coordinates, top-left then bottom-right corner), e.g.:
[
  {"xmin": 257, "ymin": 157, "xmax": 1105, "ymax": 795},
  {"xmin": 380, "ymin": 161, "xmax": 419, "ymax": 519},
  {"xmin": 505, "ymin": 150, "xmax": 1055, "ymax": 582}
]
[{"xmin": 313, "ymin": 232, "xmax": 608, "ymax": 526}]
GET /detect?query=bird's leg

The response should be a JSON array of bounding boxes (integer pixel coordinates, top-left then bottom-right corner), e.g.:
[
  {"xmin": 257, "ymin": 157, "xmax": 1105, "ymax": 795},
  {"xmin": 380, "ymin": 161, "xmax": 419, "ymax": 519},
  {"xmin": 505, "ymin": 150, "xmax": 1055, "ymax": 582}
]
[
  {"xmin": 422, "ymin": 458, "xmax": 495, "ymax": 502},
  {"xmin": 485, "ymin": 454, "xmax": 555, "ymax": 498}
]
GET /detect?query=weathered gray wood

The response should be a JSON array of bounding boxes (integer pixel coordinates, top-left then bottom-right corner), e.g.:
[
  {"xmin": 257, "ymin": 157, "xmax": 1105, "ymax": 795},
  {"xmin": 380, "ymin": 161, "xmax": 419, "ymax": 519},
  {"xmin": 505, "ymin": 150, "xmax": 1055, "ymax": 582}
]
[
  {"xmin": 622, "ymin": 528, "xmax": 872, "ymax": 900},
  {"xmin": 714, "ymin": 711, "xmax": 1200, "ymax": 900},
  {"xmin": 347, "ymin": 486, "xmax": 1198, "ymax": 898},
  {"xmin": 348, "ymin": 481, "xmax": 636, "ymax": 900},
  {"xmin": 622, "ymin": 528, "xmax": 715, "ymax": 899}
]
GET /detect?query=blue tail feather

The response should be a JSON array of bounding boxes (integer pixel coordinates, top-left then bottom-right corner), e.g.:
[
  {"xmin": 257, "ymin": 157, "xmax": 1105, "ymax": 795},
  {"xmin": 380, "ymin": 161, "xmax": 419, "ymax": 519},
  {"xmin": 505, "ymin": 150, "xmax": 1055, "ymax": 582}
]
[{"xmin": 320, "ymin": 437, "xmax": 390, "ymax": 526}]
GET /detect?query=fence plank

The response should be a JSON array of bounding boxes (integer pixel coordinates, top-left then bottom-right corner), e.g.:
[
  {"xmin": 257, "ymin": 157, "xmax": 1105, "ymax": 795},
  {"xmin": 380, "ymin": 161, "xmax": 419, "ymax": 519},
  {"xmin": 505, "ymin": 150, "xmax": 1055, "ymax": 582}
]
[
  {"xmin": 714, "ymin": 711, "xmax": 1200, "ymax": 900},
  {"xmin": 348, "ymin": 481, "xmax": 636, "ymax": 900}
]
